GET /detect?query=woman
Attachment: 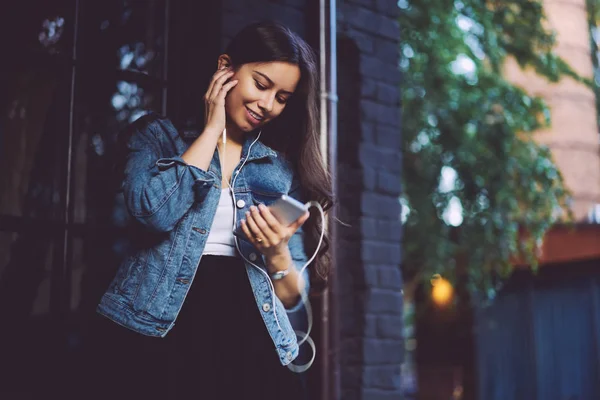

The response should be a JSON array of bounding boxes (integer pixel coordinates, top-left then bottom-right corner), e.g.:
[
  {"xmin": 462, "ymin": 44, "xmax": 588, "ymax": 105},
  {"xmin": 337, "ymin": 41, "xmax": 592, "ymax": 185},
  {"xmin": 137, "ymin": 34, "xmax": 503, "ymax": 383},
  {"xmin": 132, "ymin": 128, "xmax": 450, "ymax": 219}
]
[{"xmin": 94, "ymin": 21, "xmax": 332, "ymax": 399}]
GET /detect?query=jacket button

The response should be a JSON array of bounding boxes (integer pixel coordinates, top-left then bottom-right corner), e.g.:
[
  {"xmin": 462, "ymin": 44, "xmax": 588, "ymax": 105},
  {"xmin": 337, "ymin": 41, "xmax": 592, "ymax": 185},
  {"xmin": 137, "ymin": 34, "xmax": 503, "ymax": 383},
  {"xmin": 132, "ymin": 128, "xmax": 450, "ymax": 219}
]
[
  {"xmin": 249, "ymin": 252, "xmax": 258, "ymax": 261},
  {"xmin": 236, "ymin": 199, "xmax": 246, "ymax": 208},
  {"xmin": 286, "ymin": 351, "xmax": 293, "ymax": 361},
  {"xmin": 262, "ymin": 303, "xmax": 271, "ymax": 312},
  {"xmin": 192, "ymin": 227, "xmax": 207, "ymax": 234}
]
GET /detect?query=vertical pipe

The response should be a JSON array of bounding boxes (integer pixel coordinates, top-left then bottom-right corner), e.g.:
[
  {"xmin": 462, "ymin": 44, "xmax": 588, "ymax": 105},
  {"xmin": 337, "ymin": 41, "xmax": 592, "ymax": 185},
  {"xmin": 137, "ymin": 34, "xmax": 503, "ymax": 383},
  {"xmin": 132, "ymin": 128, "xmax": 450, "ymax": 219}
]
[
  {"xmin": 319, "ymin": 0, "xmax": 339, "ymax": 398},
  {"xmin": 161, "ymin": 0, "xmax": 170, "ymax": 115},
  {"xmin": 326, "ymin": 1, "xmax": 340, "ymax": 398},
  {"xmin": 57, "ymin": 0, "xmax": 80, "ymax": 325},
  {"xmin": 318, "ymin": 0, "xmax": 330, "ymax": 396},
  {"xmin": 590, "ymin": 278, "xmax": 600, "ymax": 391}
]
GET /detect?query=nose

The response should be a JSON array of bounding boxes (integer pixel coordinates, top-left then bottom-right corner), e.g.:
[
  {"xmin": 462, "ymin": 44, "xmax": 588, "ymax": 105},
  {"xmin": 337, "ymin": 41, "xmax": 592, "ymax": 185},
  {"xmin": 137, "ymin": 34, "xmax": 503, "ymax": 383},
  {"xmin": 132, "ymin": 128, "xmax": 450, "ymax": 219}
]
[{"xmin": 257, "ymin": 92, "xmax": 275, "ymax": 114}]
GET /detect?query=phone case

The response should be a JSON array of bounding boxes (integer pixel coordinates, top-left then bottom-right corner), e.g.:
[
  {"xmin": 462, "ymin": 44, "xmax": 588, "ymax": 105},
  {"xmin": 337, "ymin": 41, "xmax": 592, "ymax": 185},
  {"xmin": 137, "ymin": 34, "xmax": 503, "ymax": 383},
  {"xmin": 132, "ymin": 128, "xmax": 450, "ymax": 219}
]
[
  {"xmin": 269, "ymin": 195, "xmax": 308, "ymax": 225},
  {"xmin": 233, "ymin": 195, "xmax": 308, "ymax": 238}
]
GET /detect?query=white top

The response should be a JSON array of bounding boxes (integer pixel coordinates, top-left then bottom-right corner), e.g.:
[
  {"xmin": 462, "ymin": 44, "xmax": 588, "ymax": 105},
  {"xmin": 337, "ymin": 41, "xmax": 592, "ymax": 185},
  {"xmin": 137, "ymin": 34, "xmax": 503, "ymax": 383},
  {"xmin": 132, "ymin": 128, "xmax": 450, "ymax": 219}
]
[{"xmin": 203, "ymin": 189, "xmax": 237, "ymax": 257}]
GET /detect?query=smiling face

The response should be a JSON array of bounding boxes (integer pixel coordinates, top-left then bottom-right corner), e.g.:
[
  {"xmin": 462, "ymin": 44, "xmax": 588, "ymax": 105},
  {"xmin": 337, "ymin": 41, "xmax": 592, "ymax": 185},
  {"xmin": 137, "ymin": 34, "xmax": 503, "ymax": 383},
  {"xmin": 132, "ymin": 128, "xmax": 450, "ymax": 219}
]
[{"xmin": 222, "ymin": 59, "xmax": 301, "ymax": 134}]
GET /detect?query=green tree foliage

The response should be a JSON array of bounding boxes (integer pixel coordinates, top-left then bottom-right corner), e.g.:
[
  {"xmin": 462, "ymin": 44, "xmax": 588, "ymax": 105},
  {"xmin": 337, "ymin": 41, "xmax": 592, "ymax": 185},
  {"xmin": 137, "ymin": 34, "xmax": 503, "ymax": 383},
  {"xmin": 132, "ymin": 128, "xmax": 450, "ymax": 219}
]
[{"xmin": 399, "ymin": 0, "xmax": 587, "ymax": 301}]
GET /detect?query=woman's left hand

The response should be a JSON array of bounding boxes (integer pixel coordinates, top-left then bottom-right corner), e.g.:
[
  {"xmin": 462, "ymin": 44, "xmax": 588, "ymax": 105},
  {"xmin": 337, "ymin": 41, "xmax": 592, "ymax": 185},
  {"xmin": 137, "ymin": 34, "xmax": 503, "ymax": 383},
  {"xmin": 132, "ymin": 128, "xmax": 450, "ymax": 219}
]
[{"xmin": 241, "ymin": 203, "xmax": 309, "ymax": 259}]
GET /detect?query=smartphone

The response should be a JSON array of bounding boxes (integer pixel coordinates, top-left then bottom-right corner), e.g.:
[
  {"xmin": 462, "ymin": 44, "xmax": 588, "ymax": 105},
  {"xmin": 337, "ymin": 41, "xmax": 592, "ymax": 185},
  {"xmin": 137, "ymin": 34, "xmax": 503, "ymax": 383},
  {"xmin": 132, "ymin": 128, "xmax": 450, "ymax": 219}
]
[
  {"xmin": 234, "ymin": 195, "xmax": 309, "ymax": 237},
  {"xmin": 269, "ymin": 195, "xmax": 309, "ymax": 225}
]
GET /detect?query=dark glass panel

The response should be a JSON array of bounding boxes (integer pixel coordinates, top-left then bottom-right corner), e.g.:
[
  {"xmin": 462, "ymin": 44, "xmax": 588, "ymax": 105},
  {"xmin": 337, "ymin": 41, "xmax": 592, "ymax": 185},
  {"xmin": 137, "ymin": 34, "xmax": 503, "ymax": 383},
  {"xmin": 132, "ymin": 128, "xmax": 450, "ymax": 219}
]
[
  {"xmin": 0, "ymin": 70, "xmax": 72, "ymax": 218},
  {"xmin": 67, "ymin": 5, "xmax": 168, "ymax": 345},
  {"xmin": 0, "ymin": 1, "xmax": 75, "ymax": 219},
  {"xmin": 0, "ymin": 231, "xmax": 58, "ymax": 396},
  {"xmin": 78, "ymin": 0, "xmax": 167, "ymax": 79},
  {"xmin": 0, "ymin": 0, "xmax": 75, "ymax": 64},
  {"xmin": 72, "ymin": 78, "xmax": 162, "ymax": 225},
  {"xmin": 66, "ymin": 4, "xmax": 169, "ymax": 366}
]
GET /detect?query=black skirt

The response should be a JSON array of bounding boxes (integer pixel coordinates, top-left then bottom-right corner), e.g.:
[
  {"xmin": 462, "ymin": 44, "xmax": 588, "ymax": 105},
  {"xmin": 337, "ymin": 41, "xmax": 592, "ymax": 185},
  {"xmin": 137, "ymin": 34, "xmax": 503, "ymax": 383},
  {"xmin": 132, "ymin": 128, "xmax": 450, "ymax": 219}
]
[{"xmin": 89, "ymin": 255, "xmax": 306, "ymax": 400}]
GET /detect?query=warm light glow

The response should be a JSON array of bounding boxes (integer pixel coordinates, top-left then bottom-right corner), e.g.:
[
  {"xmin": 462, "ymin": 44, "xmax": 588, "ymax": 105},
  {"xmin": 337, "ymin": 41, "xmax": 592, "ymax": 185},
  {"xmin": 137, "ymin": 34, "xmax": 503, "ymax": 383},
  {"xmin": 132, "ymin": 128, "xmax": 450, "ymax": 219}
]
[{"xmin": 431, "ymin": 275, "xmax": 453, "ymax": 306}]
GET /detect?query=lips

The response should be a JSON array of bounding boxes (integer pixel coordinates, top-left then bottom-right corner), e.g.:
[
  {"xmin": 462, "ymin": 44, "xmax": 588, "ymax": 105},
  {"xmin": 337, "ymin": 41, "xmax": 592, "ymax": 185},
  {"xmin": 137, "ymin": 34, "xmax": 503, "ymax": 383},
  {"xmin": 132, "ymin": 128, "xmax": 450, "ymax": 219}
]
[{"xmin": 245, "ymin": 107, "xmax": 264, "ymax": 125}]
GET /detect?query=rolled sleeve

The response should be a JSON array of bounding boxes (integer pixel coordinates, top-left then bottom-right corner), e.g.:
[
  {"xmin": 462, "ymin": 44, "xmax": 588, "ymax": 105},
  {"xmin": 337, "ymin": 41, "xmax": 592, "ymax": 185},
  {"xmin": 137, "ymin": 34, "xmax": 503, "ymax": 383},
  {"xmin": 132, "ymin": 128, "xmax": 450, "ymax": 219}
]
[
  {"xmin": 122, "ymin": 123, "xmax": 215, "ymax": 233},
  {"xmin": 155, "ymin": 156, "xmax": 209, "ymax": 181}
]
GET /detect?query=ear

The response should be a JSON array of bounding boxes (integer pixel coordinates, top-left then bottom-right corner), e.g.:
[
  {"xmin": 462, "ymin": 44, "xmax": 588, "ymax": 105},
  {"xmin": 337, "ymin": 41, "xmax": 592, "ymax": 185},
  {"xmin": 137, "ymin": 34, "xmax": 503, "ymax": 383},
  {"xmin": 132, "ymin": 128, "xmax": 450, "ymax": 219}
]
[{"xmin": 217, "ymin": 54, "xmax": 232, "ymax": 70}]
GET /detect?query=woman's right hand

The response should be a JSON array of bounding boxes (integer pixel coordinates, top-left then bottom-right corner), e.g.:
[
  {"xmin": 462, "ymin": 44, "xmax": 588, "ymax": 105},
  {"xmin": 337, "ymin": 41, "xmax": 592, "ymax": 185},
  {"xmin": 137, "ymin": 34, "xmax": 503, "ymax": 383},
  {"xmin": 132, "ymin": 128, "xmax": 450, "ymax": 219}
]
[{"xmin": 203, "ymin": 67, "xmax": 238, "ymax": 136}]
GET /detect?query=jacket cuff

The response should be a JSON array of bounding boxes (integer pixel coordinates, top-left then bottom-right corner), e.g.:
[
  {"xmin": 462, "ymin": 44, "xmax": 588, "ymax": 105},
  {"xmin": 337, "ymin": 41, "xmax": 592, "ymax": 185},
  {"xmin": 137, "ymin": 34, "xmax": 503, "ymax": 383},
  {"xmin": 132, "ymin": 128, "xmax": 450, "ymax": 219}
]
[
  {"xmin": 155, "ymin": 156, "xmax": 214, "ymax": 182},
  {"xmin": 156, "ymin": 156, "xmax": 215, "ymax": 203}
]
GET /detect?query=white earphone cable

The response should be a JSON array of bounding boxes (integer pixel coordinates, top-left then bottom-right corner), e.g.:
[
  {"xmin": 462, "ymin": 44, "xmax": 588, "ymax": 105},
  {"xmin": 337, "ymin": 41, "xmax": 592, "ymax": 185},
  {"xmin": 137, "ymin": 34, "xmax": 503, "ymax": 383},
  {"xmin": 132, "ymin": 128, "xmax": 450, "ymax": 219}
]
[{"xmin": 218, "ymin": 129, "xmax": 323, "ymax": 373}]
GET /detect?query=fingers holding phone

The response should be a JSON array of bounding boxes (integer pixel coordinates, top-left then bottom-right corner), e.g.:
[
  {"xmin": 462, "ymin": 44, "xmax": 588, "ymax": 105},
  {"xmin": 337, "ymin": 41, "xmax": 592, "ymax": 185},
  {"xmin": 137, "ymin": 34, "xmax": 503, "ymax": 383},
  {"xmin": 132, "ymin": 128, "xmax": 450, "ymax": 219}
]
[
  {"xmin": 240, "ymin": 205, "xmax": 306, "ymax": 258},
  {"xmin": 237, "ymin": 196, "xmax": 310, "ymax": 258}
]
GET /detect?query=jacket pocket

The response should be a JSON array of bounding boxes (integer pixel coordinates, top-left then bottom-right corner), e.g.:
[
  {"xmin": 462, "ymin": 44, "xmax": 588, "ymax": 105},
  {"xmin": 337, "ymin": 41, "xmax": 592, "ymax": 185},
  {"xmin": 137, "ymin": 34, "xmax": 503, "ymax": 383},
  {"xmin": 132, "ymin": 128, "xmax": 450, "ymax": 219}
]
[{"xmin": 251, "ymin": 189, "xmax": 284, "ymax": 207}]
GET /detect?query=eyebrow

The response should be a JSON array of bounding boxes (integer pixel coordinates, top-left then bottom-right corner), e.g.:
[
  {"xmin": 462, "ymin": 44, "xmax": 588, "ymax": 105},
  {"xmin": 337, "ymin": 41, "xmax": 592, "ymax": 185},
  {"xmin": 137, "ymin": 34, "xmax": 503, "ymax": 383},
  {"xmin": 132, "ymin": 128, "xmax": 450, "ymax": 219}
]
[{"xmin": 253, "ymin": 70, "xmax": 294, "ymax": 96}]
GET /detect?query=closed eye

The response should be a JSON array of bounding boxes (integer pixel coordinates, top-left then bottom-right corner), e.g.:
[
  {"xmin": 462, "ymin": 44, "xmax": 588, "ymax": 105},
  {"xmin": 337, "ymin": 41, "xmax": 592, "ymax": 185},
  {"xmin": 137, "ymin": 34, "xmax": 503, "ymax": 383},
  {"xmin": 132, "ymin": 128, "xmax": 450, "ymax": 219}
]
[
  {"xmin": 255, "ymin": 79, "xmax": 289, "ymax": 104},
  {"xmin": 254, "ymin": 80, "xmax": 267, "ymax": 90}
]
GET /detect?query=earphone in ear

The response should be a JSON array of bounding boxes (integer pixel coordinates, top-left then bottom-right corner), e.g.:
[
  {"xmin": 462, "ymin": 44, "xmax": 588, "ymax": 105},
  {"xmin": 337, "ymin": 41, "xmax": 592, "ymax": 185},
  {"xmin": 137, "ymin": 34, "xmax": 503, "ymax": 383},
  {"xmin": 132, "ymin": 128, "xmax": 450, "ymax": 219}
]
[{"xmin": 218, "ymin": 60, "xmax": 230, "ymax": 70}]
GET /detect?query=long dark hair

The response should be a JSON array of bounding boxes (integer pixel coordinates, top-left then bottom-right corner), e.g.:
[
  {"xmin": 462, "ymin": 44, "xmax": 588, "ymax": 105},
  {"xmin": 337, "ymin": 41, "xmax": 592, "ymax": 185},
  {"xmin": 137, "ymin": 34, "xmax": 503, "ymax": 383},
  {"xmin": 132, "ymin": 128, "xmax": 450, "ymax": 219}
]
[{"xmin": 225, "ymin": 21, "xmax": 333, "ymax": 281}]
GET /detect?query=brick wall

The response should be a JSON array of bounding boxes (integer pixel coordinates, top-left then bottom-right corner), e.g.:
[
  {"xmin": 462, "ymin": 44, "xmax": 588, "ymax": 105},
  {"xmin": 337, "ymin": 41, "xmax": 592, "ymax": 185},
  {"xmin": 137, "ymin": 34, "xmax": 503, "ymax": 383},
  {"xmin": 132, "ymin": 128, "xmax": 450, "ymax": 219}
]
[
  {"xmin": 337, "ymin": 2, "xmax": 403, "ymax": 399},
  {"xmin": 222, "ymin": 1, "xmax": 403, "ymax": 399}
]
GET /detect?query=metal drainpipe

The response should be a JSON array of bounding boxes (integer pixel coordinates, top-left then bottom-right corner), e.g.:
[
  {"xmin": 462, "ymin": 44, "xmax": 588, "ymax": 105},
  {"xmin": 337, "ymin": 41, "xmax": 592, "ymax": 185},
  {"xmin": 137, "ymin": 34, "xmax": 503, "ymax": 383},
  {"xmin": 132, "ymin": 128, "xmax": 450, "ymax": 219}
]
[{"xmin": 318, "ymin": 0, "xmax": 339, "ymax": 398}]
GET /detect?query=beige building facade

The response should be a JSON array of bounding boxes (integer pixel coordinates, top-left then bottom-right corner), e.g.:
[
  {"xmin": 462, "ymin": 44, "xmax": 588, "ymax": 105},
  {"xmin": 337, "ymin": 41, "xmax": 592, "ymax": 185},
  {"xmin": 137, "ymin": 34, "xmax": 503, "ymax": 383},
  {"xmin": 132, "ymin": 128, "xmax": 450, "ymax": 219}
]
[{"xmin": 504, "ymin": 0, "xmax": 600, "ymax": 220}]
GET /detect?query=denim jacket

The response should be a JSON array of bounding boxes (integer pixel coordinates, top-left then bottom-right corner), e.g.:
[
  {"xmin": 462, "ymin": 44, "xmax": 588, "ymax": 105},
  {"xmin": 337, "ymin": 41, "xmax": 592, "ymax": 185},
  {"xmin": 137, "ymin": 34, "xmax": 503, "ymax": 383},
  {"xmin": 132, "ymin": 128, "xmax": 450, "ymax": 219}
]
[{"xmin": 96, "ymin": 114, "xmax": 309, "ymax": 366}]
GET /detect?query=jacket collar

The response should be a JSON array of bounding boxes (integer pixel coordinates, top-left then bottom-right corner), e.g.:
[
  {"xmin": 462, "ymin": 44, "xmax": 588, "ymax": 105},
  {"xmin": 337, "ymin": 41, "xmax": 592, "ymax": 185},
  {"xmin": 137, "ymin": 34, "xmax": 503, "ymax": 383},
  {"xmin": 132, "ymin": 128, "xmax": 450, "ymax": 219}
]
[
  {"xmin": 242, "ymin": 131, "xmax": 278, "ymax": 162},
  {"xmin": 208, "ymin": 131, "xmax": 278, "ymax": 179}
]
